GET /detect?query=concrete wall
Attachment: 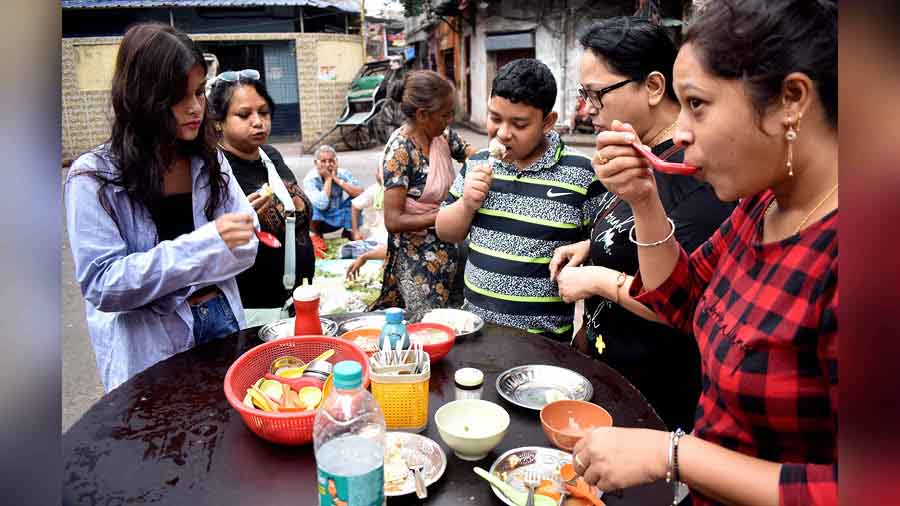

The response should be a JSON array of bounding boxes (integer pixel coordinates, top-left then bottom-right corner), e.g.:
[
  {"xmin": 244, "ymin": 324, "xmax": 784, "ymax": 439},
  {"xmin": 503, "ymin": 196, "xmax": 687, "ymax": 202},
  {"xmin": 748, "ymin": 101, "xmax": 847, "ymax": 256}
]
[
  {"xmin": 62, "ymin": 32, "xmax": 362, "ymax": 163},
  {"xmin": 462, "ymin": 0, "xmax": 629, "ymax": 131}
]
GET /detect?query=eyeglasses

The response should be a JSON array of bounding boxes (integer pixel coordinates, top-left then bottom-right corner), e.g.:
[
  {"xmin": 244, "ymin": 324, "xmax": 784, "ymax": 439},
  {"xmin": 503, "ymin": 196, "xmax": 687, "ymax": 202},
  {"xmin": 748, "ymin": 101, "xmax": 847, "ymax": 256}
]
[
  {"xmin": 214, "ymin": 69, "xmax": 260, "ymax": 83},
  {"xmin": 578, "ymin": 78, "xmax": 636, "ymax": 110}
]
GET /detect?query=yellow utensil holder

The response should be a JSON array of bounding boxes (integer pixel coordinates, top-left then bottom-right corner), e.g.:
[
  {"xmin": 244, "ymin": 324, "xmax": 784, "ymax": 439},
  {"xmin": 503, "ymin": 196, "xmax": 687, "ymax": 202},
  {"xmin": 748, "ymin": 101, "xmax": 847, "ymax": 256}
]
[{"xmin": 369, "ymin": 353, "xmax": 430, "ymax": 433}]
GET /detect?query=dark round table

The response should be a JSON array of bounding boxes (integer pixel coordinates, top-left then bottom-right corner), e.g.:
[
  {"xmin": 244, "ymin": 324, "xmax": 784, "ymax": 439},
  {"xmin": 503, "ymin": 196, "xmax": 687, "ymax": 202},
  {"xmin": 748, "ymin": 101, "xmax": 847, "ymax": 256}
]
[{"xmin": 63, "ymin": 316, "xmax": 674, "ymax": 505}]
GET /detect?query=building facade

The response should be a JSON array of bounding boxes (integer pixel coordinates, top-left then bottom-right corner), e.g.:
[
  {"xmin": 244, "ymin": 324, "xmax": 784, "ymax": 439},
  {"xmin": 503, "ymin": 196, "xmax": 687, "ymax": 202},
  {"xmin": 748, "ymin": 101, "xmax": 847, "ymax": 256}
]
[
  {"xmin": 405, "ymin": 0, "xmax": 688, "ymax": 132},
  {"xmin": 61, "ymin": 0, "xmax": 365, "ymax": 163}
]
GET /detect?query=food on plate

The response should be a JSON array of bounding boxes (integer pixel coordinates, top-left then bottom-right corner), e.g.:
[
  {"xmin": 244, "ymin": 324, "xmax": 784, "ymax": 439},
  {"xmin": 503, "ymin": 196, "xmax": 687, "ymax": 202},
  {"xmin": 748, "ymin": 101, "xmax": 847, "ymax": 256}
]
[
  {"xmin": 489, "ymin": 137, "xmax": 508, "ymax": 160},
  {"xmin": 535, "ymin": 479, "xmax": 562, "ymax": 502},
  {"xmin": 384, "ymin": 436, "xmax": 411, "ymax": 491},
  {"xmin": 421, "ymin": 308, "xmax": 479, "ymax": 334},
  {"xmin": 409, "ymin": 327, "xmax": 451, "ymax": 345}
]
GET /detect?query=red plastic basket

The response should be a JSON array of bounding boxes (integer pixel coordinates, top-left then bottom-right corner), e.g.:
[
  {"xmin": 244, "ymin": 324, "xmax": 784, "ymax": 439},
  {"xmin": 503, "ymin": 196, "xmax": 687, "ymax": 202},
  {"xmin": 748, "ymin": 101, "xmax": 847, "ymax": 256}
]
[
  {"xmin": 223, "ymin": 335, "xmax": 370, "ymax": 445},
  {"xmin": 406, "ymin": 322, "xmax": 456, "ymax": 362}
]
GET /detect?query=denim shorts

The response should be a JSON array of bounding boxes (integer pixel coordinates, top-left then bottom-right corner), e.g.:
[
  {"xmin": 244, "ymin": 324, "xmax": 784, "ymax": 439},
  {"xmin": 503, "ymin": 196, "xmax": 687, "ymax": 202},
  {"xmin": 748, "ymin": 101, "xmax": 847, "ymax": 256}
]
[{"xmin": 191, "ymin": 292, "xmax": 240, "ymax": 346}]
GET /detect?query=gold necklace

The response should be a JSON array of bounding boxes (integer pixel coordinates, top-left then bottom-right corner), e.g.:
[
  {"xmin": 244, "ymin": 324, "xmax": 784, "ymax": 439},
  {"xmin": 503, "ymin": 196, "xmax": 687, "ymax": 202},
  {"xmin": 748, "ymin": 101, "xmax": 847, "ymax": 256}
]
[
  {"xmin": 765, "ymin": 183, "xmax": 838, "ymax": 235},
  {"xmin": 648, "ymin": 122, "xmax": 677, "ymax": 148}
]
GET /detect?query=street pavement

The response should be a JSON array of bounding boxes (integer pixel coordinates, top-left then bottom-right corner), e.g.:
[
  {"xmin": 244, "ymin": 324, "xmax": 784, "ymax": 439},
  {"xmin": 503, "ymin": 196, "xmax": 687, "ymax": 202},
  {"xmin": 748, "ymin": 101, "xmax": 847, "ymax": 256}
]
[{"xmin": 61, "ymin": 126, "xmax": 590, "ymax": 432}]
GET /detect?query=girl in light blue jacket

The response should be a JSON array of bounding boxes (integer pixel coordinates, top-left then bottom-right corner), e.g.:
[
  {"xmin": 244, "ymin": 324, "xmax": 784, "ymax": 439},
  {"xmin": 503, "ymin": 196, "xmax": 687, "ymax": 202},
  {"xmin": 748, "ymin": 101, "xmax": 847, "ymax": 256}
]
[{"xmin": 65, "ymin": 23, "xmax": 258, "ymax": 392}]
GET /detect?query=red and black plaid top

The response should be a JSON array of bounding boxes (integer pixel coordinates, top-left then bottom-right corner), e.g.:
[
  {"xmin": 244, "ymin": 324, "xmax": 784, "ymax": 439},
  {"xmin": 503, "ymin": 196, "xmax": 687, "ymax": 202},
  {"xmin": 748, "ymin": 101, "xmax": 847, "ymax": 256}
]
[{"xmin": 631, "ymin": 190, "xmax": 837, "ymax": 506}]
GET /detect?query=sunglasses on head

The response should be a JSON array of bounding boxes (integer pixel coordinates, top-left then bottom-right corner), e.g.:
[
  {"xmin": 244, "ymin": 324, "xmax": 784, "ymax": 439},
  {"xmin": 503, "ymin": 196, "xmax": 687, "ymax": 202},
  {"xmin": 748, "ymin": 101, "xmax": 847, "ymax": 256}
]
[{"xmin": 214, "ymin": 69, "xmax": 261, "ymax": 83}]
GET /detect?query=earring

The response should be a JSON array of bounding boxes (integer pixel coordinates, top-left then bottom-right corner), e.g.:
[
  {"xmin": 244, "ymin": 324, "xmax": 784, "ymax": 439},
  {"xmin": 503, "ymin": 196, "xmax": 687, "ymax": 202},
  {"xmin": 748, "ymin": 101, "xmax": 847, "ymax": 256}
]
[{"xmin": 785, "ymin": 114, "xmax": 801, "ymax": 177}]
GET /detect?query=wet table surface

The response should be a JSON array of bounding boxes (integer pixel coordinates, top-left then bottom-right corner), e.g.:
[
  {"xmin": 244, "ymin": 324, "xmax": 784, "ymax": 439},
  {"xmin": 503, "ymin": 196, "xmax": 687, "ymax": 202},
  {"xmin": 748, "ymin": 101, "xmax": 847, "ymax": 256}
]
[{"xmin": 64, "ymin": 315, "xmax": 674, "ymax": 505}]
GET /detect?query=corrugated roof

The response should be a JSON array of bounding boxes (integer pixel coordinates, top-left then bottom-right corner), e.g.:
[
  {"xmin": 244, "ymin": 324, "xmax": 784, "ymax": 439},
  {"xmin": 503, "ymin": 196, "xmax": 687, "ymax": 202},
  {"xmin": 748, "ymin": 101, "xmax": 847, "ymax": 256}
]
[{"xmin": 61, "ymin": 0, "xmax": 360, "ymax": 13}]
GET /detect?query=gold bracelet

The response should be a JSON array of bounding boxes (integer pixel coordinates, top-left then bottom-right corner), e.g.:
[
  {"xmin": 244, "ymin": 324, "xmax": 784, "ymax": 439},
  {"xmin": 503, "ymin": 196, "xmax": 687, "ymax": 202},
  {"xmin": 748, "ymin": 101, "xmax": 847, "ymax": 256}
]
[{"xmin": 613, "ymin": 271, "xmax": 627, "ymax": 305}]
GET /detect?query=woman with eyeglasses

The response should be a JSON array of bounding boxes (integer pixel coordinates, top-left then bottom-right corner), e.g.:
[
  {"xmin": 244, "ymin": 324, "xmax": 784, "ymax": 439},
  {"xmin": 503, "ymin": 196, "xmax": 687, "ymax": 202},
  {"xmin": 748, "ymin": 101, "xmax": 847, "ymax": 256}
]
[
  {"xmin": 572, "ymin": 2, "xmax": 837, "ymax": 505},
  {"xmin": 208, "ymin": 69, "xmax": 316, "ymax": 325},
  {"xmin": 549, "ymin": 17, "xmax": 734, "ymax": 434},
  {"xmin": 64, "ymin": 23, "xmax": 258, "ymax": 392}
]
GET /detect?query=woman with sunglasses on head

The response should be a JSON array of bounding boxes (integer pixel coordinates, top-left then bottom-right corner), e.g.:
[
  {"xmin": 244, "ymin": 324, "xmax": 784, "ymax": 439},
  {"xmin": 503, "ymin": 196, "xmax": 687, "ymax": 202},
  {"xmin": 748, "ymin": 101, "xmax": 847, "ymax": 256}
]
[
  {"xmin": 549, "ymin": 17, "xmax": 734, "ymax": 435},
  {"xmin": 571, "ymin": 2, "xmax": 837, "ymax": 506},
  {"xmin": 64, "ymin": 23, "xmax": 258, "ymax": 392},
  {"xmin": 208, "ymin": 69, "xmax": 315, "ymax": 325}
]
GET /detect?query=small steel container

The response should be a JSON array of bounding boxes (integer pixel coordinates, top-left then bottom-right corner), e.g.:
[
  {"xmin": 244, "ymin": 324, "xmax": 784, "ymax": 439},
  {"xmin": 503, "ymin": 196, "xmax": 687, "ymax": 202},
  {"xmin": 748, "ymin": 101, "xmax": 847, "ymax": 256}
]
[{"xmin": 302, "ymin": 360, "xmax": 333, "ymax": 382}]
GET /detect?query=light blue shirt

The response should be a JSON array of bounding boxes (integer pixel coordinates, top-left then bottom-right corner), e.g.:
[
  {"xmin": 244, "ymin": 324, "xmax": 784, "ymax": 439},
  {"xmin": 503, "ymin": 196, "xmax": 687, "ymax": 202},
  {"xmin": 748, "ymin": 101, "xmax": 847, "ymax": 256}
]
[
  {"xmin": 65, "ymin": 146, "xmax": 258, "ymax": 392},
  {"xmin": 302, "ymin": 167, "xmax": 360, "ymax": 211}
]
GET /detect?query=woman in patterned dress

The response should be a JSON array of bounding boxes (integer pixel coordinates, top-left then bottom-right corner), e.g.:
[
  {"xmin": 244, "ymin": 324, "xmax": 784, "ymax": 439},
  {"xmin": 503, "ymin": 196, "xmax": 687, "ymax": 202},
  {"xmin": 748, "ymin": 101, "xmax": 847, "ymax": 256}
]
[{"xmin": 370, "ymin": 70, "xmax": 476, "ymax": 317}]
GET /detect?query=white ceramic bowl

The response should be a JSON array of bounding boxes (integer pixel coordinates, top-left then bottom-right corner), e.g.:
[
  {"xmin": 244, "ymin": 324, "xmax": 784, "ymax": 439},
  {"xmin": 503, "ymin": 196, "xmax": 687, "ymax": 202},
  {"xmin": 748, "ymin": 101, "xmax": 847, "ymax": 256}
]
[{"xmin": 434, "ymin": 399, "xmax": 510, "ymax": 461}]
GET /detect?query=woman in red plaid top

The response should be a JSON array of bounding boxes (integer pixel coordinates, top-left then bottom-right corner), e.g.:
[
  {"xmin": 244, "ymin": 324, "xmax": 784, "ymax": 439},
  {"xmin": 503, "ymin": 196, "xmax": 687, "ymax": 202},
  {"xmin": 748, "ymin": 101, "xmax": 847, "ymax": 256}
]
[{"xmin": 571, "ymin": 2, "xmax": 837, "ymax": 506}]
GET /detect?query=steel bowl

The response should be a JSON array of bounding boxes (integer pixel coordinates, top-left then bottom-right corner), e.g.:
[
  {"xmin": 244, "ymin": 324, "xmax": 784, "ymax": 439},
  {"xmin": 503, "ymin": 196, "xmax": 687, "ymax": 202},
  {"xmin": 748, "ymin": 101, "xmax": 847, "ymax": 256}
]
[
  {"xmin": 487, "ymin": 446, "xmax": 602, "ymax": 506},
  {"xmin": 495, "ymin": 365, "xmax": 593, "ymax": 411},
  {"xmin": 336, "ymin": 313, "xmax": 387, "ymax": 336},
  {"xmin": 257, "ymin": 317, "xmax": 338, "ymax": 342}
]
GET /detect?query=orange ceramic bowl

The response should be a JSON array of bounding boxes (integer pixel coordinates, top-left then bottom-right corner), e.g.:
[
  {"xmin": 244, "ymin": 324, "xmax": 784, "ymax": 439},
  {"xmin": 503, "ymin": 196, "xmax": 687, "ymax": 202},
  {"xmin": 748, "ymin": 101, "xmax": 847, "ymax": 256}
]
[
  {"xmin": 339, "ymin": 327, "xmax": 381, "ymax": 355},
  {"xmin": 540, "ymin": 399, "xmax": 613, "ymax": 452}
]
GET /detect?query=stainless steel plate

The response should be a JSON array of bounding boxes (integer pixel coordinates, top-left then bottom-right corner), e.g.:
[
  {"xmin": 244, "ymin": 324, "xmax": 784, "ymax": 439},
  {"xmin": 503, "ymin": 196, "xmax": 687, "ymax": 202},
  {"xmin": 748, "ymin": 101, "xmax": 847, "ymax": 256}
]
[
  {"xmin": 487, "ymin": 446, "xmax": 602, "ymax": 506},
  {"xmin": 419, "ymin": 308, "xmax": 485, "ymax": 338},
  {"xmin": 336, "ymin": 313, "xmax": 386, "ymax": 335},
  {"xmin": 257, "ymin": 317, "xmax": 338, "ymax": 342},
  {"xmin": 384, "ymin": 432, "xmax": 447, "ymax": 497},
  {"xmin": 496, "ymin": 365, "xmax": 593, "ymax": 410}
]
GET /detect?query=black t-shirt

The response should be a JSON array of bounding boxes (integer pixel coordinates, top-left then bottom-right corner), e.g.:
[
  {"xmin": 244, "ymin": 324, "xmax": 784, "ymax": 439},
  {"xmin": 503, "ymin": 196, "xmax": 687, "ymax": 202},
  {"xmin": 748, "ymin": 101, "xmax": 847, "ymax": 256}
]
[
  {"xmin": 583, "ymin": 139, "xmax": 735, "ymax": 430},
  {"xmin": 224, "ymin": 144, "xmax": 315, "ymax": 309},
  {"xmin": 152, "ymin": 193, "xmax": 194, "ymax": 242}
]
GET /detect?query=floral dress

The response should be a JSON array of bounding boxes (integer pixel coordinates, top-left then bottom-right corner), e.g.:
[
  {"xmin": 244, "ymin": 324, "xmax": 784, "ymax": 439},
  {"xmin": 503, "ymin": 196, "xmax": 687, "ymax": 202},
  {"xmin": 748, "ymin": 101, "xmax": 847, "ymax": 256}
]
[{"xmin": 370, "ymin": 126, "xmax": 471, "ymax": 317}]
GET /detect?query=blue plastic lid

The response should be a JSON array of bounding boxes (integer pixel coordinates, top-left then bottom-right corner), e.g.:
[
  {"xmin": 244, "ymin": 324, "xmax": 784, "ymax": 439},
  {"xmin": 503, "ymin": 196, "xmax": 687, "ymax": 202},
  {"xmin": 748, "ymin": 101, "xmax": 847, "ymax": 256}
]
[
  {"xmin": 385, "ymin": 307, "xmax": 404, "ymax": 323},
  {"xmin": 333, "ymin": 360, "xmax": 363, "ymax": 390}
]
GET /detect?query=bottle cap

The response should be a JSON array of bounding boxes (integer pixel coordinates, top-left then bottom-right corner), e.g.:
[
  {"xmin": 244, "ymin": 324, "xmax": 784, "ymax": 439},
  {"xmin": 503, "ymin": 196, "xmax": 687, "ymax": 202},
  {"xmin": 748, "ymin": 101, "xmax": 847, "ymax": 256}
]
[
  {"xmin": 454, "ymin": 367, "xmax": 484, "ymax": 388},
  {"xmin": 333, "ymin": 360, "xmax": 363, "ymax": 390},
  {"xmin": 292, "ymin": 280, "xmax": 319, "ymax": 302},
  {"xmin": 385, "ymin": 307, "xmax": 404, "ymax": 323}
]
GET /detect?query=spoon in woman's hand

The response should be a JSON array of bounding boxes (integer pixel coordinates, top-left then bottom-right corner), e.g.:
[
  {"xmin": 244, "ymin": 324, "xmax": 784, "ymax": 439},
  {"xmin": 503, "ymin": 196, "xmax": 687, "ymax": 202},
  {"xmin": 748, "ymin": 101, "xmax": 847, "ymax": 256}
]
[
  {"xmin": 631, "ymin": 141, "xmax": 699, "ymax": 176},
  {"xmin": 255, "ymin": 230, "xmax": 282, "ymax": 248}
]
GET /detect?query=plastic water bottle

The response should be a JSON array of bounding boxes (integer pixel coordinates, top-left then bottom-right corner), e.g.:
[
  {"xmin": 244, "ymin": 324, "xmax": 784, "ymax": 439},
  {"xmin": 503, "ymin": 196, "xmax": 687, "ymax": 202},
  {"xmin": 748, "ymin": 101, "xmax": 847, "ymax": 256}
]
[
  {"xmin": 313, "ymin": 360, "xmax": 386, "ymax": 506},
  {"xmin": 378, "ymin": 307, "xmax": 409, "ymax": 351}
]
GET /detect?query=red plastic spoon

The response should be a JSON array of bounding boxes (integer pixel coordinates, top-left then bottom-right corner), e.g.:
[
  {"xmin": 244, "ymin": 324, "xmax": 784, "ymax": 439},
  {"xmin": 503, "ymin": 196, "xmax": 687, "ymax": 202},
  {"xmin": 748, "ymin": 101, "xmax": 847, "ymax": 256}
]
[
  {"xmin": 255, "ymin": 230, "xmax": 282, "ymax": 248},
  {"xmin": 631, "ymin": 141, "xmax": 699, "ymax": 176}
]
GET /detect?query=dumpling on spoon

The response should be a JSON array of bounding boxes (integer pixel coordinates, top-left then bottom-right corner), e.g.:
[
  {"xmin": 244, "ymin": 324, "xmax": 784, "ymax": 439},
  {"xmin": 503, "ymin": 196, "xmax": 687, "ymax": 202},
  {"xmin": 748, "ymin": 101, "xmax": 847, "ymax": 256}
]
[{"xmin": 488, "ymin": 137, "xmax": 508, "ymax": 160}]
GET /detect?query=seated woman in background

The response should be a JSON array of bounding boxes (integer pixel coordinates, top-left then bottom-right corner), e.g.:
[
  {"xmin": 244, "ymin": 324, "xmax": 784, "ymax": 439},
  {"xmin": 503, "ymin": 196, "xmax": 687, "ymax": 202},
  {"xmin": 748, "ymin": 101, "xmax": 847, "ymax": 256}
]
[
  {"xmin": 208, "ymin": 69, "xmax": 315, "ymax": 325},
  {"xmin": 572, "ymin": 2, "xmax": 837, "ymax": 506},
  {"xmin": 549, "ymin": 16, "xmax": 734, "ymax": 434},
  {"xmin": 65, "ymin": 23, "xmax": 257, "ymax": 391}
]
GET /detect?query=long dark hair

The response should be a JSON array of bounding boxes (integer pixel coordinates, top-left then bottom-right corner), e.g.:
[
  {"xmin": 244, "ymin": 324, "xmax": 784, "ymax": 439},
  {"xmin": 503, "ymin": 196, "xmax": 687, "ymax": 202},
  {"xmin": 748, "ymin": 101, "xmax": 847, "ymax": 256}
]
[
  {"xmin": 684, "ymin": 0, "xmax": 837, "ymax": 128},
  {"xmin": 98, "ymin": 23, "xmax": 227, "ymax": 222}
]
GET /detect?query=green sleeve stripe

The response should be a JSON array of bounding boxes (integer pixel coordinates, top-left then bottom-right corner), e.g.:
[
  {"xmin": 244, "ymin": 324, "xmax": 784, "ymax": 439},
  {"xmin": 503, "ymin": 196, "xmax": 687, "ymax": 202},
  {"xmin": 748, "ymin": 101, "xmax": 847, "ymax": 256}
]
[
  {"xmin": 491, "ymin": 174, "xmax": 588, "ymax": 195},
  {"xmin": 468, "ymin": 242, "xmax": 552, "ymax": 264},
  {"xmin": 464, "ymin": 277, "xmax": 563, "ymax": 303},
  {"xmin": 477, "ymin": 208, "xmax": 579, "ymax": 229},
  {"xmin": 527, "ymin": 323, "xmax": 574, "ymax": 335}
]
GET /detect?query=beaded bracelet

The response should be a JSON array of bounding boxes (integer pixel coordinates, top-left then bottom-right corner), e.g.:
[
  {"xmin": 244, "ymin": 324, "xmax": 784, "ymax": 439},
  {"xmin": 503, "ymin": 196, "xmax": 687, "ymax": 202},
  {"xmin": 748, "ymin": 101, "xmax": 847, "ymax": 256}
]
[
  {"xmin": 670, "ymin": 428, "xmax": 686, "ymax": 505},
  {"xmin": 628, "ymin": 217, "xmax": 675, "ymax": 247}
]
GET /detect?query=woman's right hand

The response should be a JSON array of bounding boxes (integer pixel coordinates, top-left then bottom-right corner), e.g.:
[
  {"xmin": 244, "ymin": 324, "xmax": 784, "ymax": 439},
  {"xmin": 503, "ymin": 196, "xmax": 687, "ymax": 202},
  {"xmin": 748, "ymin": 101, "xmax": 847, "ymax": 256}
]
[
  {"xmin": 346, "ymin": 256, "xmax": 367, "ymax": 280},
  {"xmin": 247, "ymin": 191, "xmax": 274, "ymax": 216},
  {"xmin": 215, "ymin": 213, "xmax": 255, "ymax": 250},
  {"xmin": 549, "ymin": 240, "xmax": 590, "ymax": 281},
  {"xmin": 593, "ymin": 120, "xmax": 659, "ymax": 208}
]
